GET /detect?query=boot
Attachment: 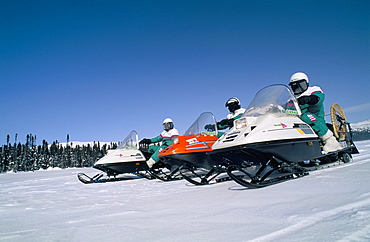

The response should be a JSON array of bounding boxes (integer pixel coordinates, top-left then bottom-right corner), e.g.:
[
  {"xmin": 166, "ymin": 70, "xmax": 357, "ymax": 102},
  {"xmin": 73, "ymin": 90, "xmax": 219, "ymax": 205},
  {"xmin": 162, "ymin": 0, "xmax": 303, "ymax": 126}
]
[
  {"xmin": 146, "ymin": 158, "xmax": 156, "ymax": 169},
  {"xmin": 320, "ymin": 130, "xmax": 342, "ymax": 154}
]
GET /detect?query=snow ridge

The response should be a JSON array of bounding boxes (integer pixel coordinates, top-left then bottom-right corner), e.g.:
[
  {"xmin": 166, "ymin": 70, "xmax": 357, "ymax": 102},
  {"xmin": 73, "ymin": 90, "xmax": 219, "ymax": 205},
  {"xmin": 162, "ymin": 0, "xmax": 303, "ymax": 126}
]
[
  {"xmin": 351, "ymin": 119, "xmax": 370, "ymax": 131},
  {"xmin": 251, "ymin": 196, "xmax": 370, "ymax": 242}
]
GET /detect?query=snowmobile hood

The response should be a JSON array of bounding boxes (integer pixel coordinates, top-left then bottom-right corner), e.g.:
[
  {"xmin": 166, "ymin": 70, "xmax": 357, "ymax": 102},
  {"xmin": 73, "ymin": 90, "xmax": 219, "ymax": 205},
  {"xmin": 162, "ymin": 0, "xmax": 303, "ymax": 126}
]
[{"xmin": 95, "ymin": 130, "xmax": 146, "ymax": 165}]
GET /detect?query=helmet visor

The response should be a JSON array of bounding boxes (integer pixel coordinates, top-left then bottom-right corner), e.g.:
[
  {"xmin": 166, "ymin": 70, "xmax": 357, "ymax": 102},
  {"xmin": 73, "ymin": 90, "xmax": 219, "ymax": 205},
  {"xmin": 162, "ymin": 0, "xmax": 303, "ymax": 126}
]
[
  {"xmin": 163, "ymin": 122, "xmax": 174, "ymax": 131},
  {"xmin": 226, "ymin": 102, "xmax": 240, "ymax": 113},
  {"xmin": 289, "ymin": 80, "xmax": 308, "ymax": 95}
]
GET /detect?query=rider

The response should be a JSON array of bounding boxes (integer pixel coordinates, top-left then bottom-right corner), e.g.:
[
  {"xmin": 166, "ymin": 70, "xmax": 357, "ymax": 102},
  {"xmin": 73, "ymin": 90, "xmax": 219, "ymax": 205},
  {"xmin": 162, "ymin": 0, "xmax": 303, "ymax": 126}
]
[
  {"xmin": 217, "ymin": 97, "xmax": 246, "ymax": 130},
  {"xmin": 139, "ymin": 118, "xmax": 179, "ymax": 168},
  {"xmin": 205, "ymin": 97, "xmax": 246, "ymax": 137},
  {"xmin": 289, "ymin": 72, "xmax": 341, "ymax": 153}
]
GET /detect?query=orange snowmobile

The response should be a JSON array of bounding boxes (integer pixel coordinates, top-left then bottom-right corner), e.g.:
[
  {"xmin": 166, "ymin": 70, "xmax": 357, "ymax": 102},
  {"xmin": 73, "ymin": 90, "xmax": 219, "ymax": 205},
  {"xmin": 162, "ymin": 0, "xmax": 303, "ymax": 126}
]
[{"xmin": 157, "ymin": 112, "xmax": 230, "ymax": 184}]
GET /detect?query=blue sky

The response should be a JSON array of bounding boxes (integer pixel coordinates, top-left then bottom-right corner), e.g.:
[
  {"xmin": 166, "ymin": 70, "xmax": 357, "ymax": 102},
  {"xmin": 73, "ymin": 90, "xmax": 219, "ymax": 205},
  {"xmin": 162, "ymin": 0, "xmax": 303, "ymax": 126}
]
[{"xmin": 1, "ymin": 0, "xmax": 369, "ymax": 144}]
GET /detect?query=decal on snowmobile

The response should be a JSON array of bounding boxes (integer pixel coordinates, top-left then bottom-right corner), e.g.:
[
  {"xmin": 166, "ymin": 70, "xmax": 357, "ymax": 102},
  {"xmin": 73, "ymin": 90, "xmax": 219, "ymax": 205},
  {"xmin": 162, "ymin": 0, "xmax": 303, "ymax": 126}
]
[
  {"xmin": 274, "ymin": 123, "xmax": 288, "ymax": 128},
  {"xmin": 185, "ymin": 141, "xmax": 216, "ymax": 151},
  {"xmin": 186, "ymin": 138, "xmax": 199, "ymax": 144},
  {"xmin": 282, "ymin": 109, "xmax": 299, "ymax": 115},
  {"xmin": 201, "ymin": 131, "xmax": 217, "ymax": 136},
  {"xmin": 296, "ymin": 128, "xmax": 314, "ymax": 134},
  {"xmin": 185, "ymin": 146, "xmax": 210, "ymax": 151}
]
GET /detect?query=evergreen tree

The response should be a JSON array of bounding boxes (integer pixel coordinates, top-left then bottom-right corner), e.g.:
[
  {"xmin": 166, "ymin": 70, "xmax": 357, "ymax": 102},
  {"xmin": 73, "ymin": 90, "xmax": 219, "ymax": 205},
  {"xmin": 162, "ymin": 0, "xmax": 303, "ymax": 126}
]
[{"xmin": 0, "ymin": 134, "xmax": 115, "ymax": 173}]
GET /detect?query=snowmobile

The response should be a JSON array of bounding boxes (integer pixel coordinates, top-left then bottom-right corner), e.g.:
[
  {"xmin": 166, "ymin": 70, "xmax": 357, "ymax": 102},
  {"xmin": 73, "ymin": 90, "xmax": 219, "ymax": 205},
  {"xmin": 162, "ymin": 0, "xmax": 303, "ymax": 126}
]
[
  {"xmin": 77, "ymin": 130, "xmax": 154, "ymax": 183},
  {"xmin": 210, "ymin": 84, "xmax": 359, "ymax": 189},
  {"xmin": 158, "ymin": 112, "xmax": 230, "ymax": 185}
]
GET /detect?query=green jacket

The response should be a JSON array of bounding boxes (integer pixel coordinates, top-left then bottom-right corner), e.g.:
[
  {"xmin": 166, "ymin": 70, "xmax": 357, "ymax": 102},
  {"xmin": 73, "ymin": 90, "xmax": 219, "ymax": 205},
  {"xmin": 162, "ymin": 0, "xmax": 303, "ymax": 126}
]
[
  {"xmin": 150, "ymin": 128, "xmax": 179, "ymax": 147},
  {"xmin": 299, "ymin": 90, "xmax": 325, "ymax": 119},
  {"xmin": 217, "ymin": 108, "xmax": 246, "ymax": 130}
]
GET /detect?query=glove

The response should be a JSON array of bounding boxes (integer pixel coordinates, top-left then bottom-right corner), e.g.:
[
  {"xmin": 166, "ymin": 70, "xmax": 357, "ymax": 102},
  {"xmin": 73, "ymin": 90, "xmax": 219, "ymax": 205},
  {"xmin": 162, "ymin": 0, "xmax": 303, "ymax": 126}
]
[
  {"xmin": 226, "ymin": 118, "xmax": 235, "ymax": 127},
  {"xmin": 139, "ymin": 138, "xmax": 151, "ymax": 145},
  {"xmin": 204, "ymin": 124, "xmax": 215, "ymax": 131},
  {"xmin": 218, "ymin": 119, "xmax": 234, "ymax": 127},
  {"xmin": 298, "ymin": 95, "xmax": 319, "ymax": 105},
  {"xmin": 218, "ymin": 119, "xmax": 228, "ymax": 126},
  {"xmin": 298, "ymin": 96, "xmax": 310, "ymax": 105}
]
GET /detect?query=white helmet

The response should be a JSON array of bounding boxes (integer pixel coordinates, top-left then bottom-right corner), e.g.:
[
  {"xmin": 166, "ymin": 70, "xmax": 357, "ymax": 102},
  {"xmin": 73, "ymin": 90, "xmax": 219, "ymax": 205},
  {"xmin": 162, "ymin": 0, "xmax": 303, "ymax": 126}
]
[
  {"xmin": 289, "ymin": 72, "xmax": 309, "ymax": 95},
  {"xmin": 163, "ymin": 118, "xmax": 174, "ymax": 131},
  {"xmin": 225, "ymin": 97, "xmax": 240, "ymax": 106},
  {"xmin": 225, "ymin": 97, "xmax": 241, "ymax": 113}
]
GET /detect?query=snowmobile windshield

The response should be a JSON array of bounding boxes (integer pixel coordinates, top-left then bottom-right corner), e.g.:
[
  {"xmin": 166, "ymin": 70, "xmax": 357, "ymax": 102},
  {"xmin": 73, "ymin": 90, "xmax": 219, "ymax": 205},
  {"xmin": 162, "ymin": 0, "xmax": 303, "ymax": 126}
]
[
  {"xmin": 243, "ymin": 84, "xmax": 301, "ymax": 117},
  {"xmin": 117, "ymin": 130, "xmax": 139, "ymax": 149},
  {"xmin": 184, "ymin": 112, "xmax": 218, "ymax": 136}
]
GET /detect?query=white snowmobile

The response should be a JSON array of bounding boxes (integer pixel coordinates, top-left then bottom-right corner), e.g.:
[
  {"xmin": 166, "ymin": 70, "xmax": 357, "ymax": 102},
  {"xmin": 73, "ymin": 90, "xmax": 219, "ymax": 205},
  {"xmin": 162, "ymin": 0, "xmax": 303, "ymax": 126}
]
[
  {"xmin": 77, "ymin": 130, "xmax": 154, "ymax": 183},
  {"xmin": 210, "ymin": 84, "xmax": 359, "ymax": 188}
]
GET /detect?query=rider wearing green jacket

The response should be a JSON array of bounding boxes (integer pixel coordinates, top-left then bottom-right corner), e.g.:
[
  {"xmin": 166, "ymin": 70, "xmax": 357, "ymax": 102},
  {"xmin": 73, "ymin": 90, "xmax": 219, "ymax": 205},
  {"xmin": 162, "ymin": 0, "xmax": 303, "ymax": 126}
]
[
  {"xmin": 217, "ymin": 97, "xmax": 246, "ymax": 130},
  {"xmin": 289, "ymin": 72, "xmax": 341, "ymax": 153},
  {"xmin": 140, "ymin": 118, "xmax": 179, "ymax": 168}
]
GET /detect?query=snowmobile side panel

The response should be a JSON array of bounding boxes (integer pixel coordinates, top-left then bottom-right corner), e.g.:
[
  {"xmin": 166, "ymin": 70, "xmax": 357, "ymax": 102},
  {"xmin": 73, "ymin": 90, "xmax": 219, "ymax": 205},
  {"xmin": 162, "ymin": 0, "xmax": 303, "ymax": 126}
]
[
  {"xmin": 210, "ymin": 137, "xmax": 322, "ymax": 165},
  {"xmin": 159, "ymin": 134, "xmax": 218, "ymax": 156},
  {"xmin": 94, "ymin": 160, "xmax": 148, "ymax": 175},
  {"xmin": 158, "ymin": 128, "xmax": 221, "ymax": 169},
  {"xmin": 161, "ymin": 151, "xmax": 225, "ymax": 170}
]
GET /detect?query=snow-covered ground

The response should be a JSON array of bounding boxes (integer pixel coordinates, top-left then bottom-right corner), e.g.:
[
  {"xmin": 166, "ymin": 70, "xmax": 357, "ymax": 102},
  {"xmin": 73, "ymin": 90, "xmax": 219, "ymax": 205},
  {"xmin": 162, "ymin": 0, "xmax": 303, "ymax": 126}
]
[{"xmin": 1, "ymin": 140, "xmax": 370, "ymax": 242}]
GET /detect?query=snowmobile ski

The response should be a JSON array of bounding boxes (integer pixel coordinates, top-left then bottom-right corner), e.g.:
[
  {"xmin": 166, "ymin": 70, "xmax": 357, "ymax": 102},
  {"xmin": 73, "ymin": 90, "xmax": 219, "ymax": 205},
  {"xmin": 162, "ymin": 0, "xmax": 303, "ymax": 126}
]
[
  {"xmin": 148, "ymin": 165, "xmax": 184, "ymax": 181},
  {"xmin": 180, "ymin": 166, "xmax": 228, "ymax": 185},
  {"xmin": 77, "ymin": 172, "xmax": 141, "ymax": 184},
  {"xmin": 226, "ymin": 164, "xmax": 309, "ymax": 189}
]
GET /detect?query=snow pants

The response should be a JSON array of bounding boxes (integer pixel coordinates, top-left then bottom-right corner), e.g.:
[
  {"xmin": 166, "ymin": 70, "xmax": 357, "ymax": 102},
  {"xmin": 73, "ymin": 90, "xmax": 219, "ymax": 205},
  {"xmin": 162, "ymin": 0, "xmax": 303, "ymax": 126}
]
[
  {"xmin": 300, "ymin": 112, "xmax": 328, "ymax": 137},
  {"xmin": 148, "ymin": 145, "xmax": 166, "ymax": 162}
]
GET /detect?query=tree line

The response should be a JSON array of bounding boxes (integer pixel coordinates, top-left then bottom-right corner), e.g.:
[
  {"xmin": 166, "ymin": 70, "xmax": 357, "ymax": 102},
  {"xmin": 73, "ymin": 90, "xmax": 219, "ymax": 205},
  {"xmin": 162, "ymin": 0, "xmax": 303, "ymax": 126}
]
[
  {"xmin": 0, "ymin": 134, "xmax": 118, "ymax": 173},
  {"xmin": 352, "ymin": 128, "xmax": 370, "ymax": 141}
]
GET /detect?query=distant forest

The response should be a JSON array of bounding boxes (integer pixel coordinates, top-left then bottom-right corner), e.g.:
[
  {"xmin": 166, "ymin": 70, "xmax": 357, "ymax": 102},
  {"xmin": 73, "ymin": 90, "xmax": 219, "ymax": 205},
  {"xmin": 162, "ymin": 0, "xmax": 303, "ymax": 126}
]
[
  {"xmin": 0, "ymin": 134, "xmax": 118, "ymax": 173},
  {"xmin": 352, "ymin": 128, "xmax": 370, "ymax": 141}
]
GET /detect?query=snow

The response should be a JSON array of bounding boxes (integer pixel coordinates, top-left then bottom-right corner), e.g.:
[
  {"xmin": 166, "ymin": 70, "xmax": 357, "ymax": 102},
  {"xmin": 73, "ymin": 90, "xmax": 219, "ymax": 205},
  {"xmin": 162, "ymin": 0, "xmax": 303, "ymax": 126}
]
[
  {"xmin": 1, "ymin": 141, "xmax": 370, "ymax": 242},
  {"xmin": 351, "ymin": 119, "xmax": 370, "ymax": 131}
]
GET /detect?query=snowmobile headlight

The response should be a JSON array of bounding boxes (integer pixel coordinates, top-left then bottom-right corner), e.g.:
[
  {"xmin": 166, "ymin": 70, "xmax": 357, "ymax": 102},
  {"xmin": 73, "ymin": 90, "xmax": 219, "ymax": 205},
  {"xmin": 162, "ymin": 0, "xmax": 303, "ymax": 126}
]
[{"xmin": 235, "ymin": 118, "xmax": 247, "ymax": 129}]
